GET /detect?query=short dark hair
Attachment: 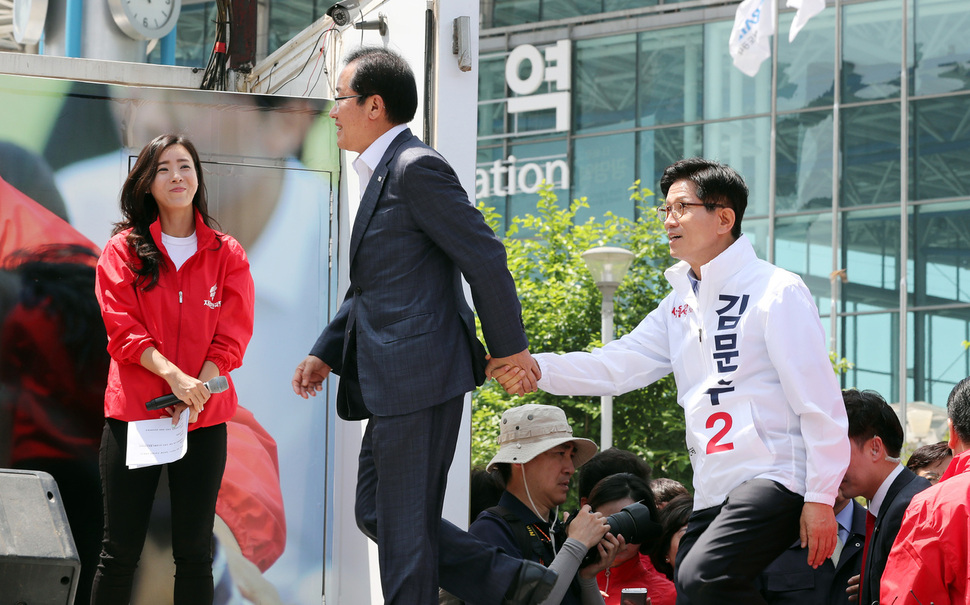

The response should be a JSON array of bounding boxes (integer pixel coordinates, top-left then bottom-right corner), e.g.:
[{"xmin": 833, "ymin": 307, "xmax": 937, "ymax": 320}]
[
  {"xmin": 947, "ymin": 376, "xmax": 970, "ymax": 444},
  {"xmin": 651, "ymin": 477, "xmax": 689, "ymax": 509},
  {"xmin": 469, "ymin": 467, "xmax": 506, "ymax": 521},
  {"xmin": 494, "ymin": 462, "xmax": 512, "ymax": 485},
  {"xmin": 344, "ymin": 47, "xmax": 418, "ymax": 125},
  {"xmin": 905, "ymin": 441, "xmax": 951, "ymax": 473},
  {"xmin": 660, "ymin": 157, "xmax": 748, "ymax": 239},
  {"xmin": 843, "ymin": 388, "xmax": 904, "ymax": 458},
  {"xmin": 577, "ymin": 447, "xmax": 652, "ymax": 502}
]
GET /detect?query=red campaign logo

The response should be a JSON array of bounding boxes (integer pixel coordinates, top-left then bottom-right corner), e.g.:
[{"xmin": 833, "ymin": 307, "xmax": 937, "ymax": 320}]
[{"xmin": 671, "ymin": 304, "xmax": 692, "ymax": 318}]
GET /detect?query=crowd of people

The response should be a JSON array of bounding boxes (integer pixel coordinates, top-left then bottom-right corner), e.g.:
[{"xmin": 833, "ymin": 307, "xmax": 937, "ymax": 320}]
[{"xmin": 463, "ymin": 389, "xmax": 968, "ymax": 605}]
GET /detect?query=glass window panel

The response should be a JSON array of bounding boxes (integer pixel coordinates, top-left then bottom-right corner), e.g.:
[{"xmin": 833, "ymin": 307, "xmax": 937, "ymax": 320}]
[
  {"xmin": 479, "ymin": 56, "xmax": 508, "ymax": 101},
  {"xmin": 704, "ymin": 19, "xmax": 771, "ymax": 120},
  {"xmin": 513, "ymin": 107, "xmax": 558, "ymax": 134},
  {"xmin": 148, "ymin": 2, "xmax": 214, "ymax": 67},
  {"xmin": 913, "ymin": 0, "xmax": 970, "ymax": 96},
  {"xmin": 911, "ymin": 200, "xmax": 970, "ymax": 306},
  {"xmin": 842, "ymin": 311, "xmax": 897, "ymax": 398},
  {"xmin": 842, "ymin": 0, "xmax": 904, "ymax": 103},
  {"xmin": 638, "ymin": 125, "xmax": 702, "ymax": 197},
  {"xmin": 776, "ymin": 110, "xmax": 834, "ymax": 213},
  {"xmin": 912, "ymin": 95, "xmax": 970, "ymax": 201},
  {"xmin": 703, "ymin": 117, "xmax": 771, "ymax": 217},
  {"xmin": 266, "ymin": 0, "xmax": 330, "ymax": 57},
  {"xmin": 774, "ymin": 213, "xmax": 835, "ymax": 301},
  {"xmin": 572, "ymin": 133, "xmax": 636, "ymax": 223},
  {"xmin": 742, "ymin": 217, "xmax": 770, "ymax": 263},
  {"xmin": 776, "ymin": 9, "xmax": 835, "ymax": 111},
  {"xmin": 912, "ymin": 310, "xmax": 970, "ymax": 406},
  {"xmin": 478, "ymin": 101, "xmax": 507, "ymax": 138},
  {"xmin": 841, "ymin": 208, "xmax": 901, "ymax": 313},
  {"xmin": 841, "ymin": 103, "xmax": 901, "ymax": 207},
  {"xmin": 542, "ymin": 0, "xmax": 603, "ymax": 20},
  {"xmin": 605, "ymin": 0, "xmax": 658, "ymax": 10},
  {"xmin": 638, "ymin": 25, "xmax": 704, "ymax": 127},
  {"xmin": 574, "ymin": 35, "xmax": 637, "ymax": 133},
  {"xmin": 489, "ymin": 0, "xmax": 540, "ymax": 28}
]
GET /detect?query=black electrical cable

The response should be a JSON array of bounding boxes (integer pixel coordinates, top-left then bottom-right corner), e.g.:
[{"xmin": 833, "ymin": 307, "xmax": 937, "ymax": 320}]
[{"xmin": 200, "ymin": 0, "xmax": 232, "ymax": 90}]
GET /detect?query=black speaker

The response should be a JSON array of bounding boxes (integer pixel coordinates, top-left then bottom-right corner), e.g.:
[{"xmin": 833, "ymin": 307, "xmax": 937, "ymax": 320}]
[{"xmin": 0, "ymin": 469, "xmax": 80, "ymax": 605}]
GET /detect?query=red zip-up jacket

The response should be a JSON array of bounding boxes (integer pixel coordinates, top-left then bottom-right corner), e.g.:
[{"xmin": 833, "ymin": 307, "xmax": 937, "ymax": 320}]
[
  {"xmin": 95, "ymin": 211, "xmax": 254, "ymax": 429},
  {"xmin": 880, "ymin": 449, "xmax": 970, "ymax": 605}
]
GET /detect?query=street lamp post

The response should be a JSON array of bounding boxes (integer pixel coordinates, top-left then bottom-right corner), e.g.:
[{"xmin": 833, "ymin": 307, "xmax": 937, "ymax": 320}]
[{"xmin": 581, "ymin": 246, "xmax": 635, "ymax": 450}]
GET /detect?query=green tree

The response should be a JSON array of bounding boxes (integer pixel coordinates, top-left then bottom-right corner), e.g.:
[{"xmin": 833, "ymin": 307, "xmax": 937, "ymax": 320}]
[{"xmin": 473, "ymin": 184, "xmax": 692, "ymax": 502}]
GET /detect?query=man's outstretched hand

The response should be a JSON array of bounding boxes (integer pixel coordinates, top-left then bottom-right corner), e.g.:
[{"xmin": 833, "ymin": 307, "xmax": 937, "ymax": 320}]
[{"xmin": 485, "ymin": 349, "xmax": 540, "ymax": 395}]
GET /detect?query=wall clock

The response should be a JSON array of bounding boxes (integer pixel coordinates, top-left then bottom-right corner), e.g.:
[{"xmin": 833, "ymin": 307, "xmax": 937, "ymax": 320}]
[{"xmin": 108, "ymin": 0, "xmax": 181, "ymax": 40}]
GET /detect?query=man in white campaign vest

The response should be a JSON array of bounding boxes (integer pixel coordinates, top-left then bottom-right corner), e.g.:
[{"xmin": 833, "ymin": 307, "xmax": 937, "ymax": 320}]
[{"xmin": 490, "ymin": 158, "xmax": 850, "ymax": 605}]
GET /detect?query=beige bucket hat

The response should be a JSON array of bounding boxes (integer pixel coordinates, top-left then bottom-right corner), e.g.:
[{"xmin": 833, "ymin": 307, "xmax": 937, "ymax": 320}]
[{"xmin": 486, "ymin": 404, "xmax": 598, "ymax": 472}]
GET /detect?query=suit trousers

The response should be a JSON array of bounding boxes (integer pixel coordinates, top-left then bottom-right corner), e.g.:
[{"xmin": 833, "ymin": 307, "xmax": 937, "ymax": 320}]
[
  {"xmin": 354, "ymin": 397, "xmax": 520, "ymax": 605},
  {"xmin": 91, "ymin": 418, "xmax": 226, "ymax": 605},
  {"xmin": 675, "ymin": 479, "xmax": 804, "ymax": 605}
]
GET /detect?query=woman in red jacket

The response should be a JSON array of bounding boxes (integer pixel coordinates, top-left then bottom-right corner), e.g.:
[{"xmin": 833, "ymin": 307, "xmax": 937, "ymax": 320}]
[
  {"xmin": 91, "ymin": 134, "xmax": 255, "ymax": 605},
  {"xmin": 589, "ymin": 474, "xmax": 677, "ymax": 605}
]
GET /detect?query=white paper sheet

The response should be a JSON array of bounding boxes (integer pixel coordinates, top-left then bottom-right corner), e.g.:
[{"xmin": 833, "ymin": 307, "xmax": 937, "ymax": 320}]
[{"xmin": 126, "ymin": 412, "xmax": 189, "ymax": 469}]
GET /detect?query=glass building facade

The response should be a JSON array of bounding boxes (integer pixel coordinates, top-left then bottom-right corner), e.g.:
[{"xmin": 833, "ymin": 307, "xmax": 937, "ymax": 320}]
[{"xmin": 477, "ymin": 0, "xmax": 970, "ymax": 408}]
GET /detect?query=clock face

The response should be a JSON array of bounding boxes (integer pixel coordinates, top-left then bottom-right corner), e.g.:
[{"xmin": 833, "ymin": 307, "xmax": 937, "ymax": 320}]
[
  {"xmin": 108, "ymin": 0, "xmax": 181, "ymax": 40},
  {"xmin": 13, "ymin": 0, "xmax": 48, "ymax": 45}
]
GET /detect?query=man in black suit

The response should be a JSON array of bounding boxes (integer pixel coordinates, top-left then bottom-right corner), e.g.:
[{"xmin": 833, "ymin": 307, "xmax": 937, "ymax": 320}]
[
  {"xmin": 838, "ymin": 389, "xmax": 931, "ymax": 605},
  {"xmin": 757, "ymin": 493, "xmax": 867, "ymax": 605},
  {"xmin": 292, "ymin": 48, "xmax": 551, "ymax": 604}
]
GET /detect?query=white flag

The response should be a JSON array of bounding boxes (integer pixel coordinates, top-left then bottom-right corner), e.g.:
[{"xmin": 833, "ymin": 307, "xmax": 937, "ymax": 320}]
[
  {"xmin": 787, "ymin": 0, "xmax": 825, "ymax": 42},
  {"xmin": 729, "ymin": 0, "xmax": 776, "ymax": 77}
]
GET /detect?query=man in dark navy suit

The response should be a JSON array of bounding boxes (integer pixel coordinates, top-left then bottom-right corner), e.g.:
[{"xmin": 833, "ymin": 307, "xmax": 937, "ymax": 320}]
[
  {"xmin": 292, "ymin": 47, "xmax": 552, "ymax": 605},
  {"xmin": 838, "ymin": 389, "xmax": 930, "ymax": 605},
  {"xmin": 757, "ymin": 493, "xmax": 866, "ymax": 605}
]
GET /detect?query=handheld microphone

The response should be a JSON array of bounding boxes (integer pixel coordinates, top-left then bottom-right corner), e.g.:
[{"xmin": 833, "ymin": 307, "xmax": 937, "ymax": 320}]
[{"xmin": 145, "ymin": 376, "xmax": 229, "ymax": 411}]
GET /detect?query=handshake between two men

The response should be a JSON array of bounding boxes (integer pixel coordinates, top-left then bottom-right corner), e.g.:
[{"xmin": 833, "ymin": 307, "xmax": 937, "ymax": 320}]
[{"xmin": 486, "ymin": 351, "xmax": 541, "ymax": 396}]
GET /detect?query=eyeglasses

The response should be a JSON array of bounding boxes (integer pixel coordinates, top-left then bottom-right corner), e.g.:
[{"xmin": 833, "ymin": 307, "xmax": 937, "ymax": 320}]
[
  {"xmin": 333, "ymin": 94, "xmax": 367, "ymax": 102},
  {"xmin": 656, "ymin": 202, "xmax": 724, "ymax": 220}
]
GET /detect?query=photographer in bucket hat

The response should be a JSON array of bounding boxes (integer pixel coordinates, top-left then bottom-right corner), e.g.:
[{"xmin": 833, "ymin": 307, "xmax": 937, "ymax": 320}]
[{"xmin": 470, "ymin": 404, "xmax": 620, "ymax": 605}]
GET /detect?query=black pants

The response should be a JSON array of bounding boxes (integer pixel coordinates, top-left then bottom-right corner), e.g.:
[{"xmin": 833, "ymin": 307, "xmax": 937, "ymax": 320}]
[
  {"xmin": 675, "ymin": 479, "xmax": 804, "ymax": 605},
  {"xmin": 90, "ymin": 418, "xmax": 227, "ymax": 605}
]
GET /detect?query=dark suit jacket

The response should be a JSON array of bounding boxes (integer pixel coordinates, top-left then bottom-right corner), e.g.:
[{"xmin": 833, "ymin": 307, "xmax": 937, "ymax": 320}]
[
  {"xmin": 758, "ymin": 500, "xmax": 867, "ymax": 605},
  {"xmin": 311, "ymin": 128, "xmax": 527, "ymax": 419},
  {"xmin": 860, "ymin": 467, "xmax": 931, "ymax": 605}
]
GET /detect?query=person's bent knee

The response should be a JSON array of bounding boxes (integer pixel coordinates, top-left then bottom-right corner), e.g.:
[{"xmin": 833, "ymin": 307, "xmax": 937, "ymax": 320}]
[{"xmin": 677, "ymin": 546, "xmax": 726, "ymax": 600}]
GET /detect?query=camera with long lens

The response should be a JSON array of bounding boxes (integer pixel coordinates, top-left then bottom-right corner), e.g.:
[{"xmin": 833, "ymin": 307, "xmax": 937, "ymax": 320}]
[{"xmin": 566, "ymin": 502, "xmax": 661, "ymax": 567}]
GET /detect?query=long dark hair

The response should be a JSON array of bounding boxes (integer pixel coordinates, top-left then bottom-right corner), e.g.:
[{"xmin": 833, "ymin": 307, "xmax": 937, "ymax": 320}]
[{"xmin": 113, "ymin": 134, "xmax": 219, "ymax": 290}]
